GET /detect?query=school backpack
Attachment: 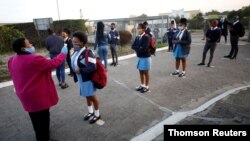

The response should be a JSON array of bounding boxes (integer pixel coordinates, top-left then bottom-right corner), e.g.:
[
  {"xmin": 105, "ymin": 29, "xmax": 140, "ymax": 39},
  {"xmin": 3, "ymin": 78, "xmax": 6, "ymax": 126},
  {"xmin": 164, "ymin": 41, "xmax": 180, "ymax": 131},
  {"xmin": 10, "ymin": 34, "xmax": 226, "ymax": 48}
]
[
  {"xmin": 238, "ymin": 25, "xmax": 245, "ymax": 37},
  {"xmin": 145, "ymin": 34, "xmax": 156, "ymax": 56},
  {"xmin": 85, "ymin": 49, "xmax": 107, "ymax": 89}
]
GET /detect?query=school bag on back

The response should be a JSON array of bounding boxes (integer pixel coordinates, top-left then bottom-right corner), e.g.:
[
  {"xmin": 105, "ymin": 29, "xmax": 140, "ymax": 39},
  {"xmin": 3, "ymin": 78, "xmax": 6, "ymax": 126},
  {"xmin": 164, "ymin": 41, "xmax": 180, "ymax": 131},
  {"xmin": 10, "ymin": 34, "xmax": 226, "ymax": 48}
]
[
  {"xmin": 145, "ymin": 34, "xmax": 156, "ymax": 56},
  {"xmin": 85, "ymin": 49, "xmax": 107, "ymax": 89},
  {"xmin": 238, "ymin": 25, "xmax": 245, "ymax": 37}
]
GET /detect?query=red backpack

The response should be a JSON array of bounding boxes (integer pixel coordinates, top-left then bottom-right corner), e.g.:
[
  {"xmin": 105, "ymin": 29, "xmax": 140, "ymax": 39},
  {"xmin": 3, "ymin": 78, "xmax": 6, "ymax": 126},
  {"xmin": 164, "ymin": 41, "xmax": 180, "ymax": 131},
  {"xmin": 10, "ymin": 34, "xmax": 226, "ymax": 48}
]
[
  {"xmin": 145, "ymin": 34, "xmax": 156, "ymax": 56},
  {"xmin": 85, "ymin": 49, "xmax": 107, "ymax": 89}
]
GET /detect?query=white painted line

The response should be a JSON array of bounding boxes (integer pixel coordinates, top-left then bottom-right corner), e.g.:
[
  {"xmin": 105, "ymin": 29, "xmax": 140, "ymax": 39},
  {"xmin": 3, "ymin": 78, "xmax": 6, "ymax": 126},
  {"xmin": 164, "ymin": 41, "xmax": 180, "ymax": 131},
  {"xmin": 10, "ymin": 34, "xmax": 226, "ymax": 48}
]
[
  {"xmin": 130, "ymin": 85, "xmax": 250, "ymax": 141},
  {"xmin": 113, "ymin": 79, "xmax": 173, "ymax": 113},
  {"xmin": 0, "ymin": 47, "xmax": 168, "ymax": 88}
]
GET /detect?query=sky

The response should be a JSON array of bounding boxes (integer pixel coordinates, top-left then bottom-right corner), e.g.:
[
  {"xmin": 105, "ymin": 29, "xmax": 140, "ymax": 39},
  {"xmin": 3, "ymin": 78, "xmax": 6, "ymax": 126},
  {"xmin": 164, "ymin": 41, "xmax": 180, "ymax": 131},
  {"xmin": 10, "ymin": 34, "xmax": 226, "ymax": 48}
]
[{"xmin": 0, "ymin": 0, "xmax": 249, "ymax": 23}]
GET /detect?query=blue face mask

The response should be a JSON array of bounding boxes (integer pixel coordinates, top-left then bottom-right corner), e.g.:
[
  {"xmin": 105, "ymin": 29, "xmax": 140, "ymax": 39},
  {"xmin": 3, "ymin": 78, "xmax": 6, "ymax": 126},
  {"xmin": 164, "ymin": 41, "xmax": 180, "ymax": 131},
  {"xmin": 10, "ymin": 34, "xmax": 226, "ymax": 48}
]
[
  {"xmin": 73, "ymin": 44, "xmax": 80, "ymax": 51},
  {"xmin": 24, "ymin": 46, "xmax": 35, "ymax": 53}
]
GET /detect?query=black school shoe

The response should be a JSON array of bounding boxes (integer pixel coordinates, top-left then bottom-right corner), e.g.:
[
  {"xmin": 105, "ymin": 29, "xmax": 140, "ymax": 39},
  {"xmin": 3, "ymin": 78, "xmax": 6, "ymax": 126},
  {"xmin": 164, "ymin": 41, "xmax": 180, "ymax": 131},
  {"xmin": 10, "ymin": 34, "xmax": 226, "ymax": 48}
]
[
  {"xmin": 136, "ymin": 86, "xmax": 143, "ymax": 91},
  {"xmin": 83, "ymin": 113, "xmax": 94, "ymax": 121},
  {"xmin": 171, "ymin": 71, "xmax": 179, "ymax": 76},
  {"xmin": 197, "ymin": 62, "xmax": 205, "ymax": 66},
  {"xmin": 89, "ymin": 115, "xmax": 101, "ymax": 124},
  {"xmin": 140, "ymin": 87, "xmax": 149, "ymax": 93}
]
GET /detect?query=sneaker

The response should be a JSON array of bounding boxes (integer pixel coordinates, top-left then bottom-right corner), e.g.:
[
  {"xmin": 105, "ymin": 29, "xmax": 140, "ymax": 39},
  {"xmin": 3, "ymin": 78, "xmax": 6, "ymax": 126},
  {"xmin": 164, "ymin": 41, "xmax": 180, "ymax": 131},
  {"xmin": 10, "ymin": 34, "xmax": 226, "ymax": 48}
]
[
  {"xmin": 89, "ymin": 115, "xmax": 101, "ymax": 124},
  {"xmin": 178, "ymin": 72, "xmax": 186, "ymax": 78},
  {"xmin": 83, "ymin": 113, "xmax": 94, "ymax": 121},
  {"xmin": 171, "ymin": 71, "xmax": 179, "ymax": 76},
  {"xmin": 136, "ymin": 86, "xmax": 143, "ymax": 91},
  {"xmin": 110, "ymin": 62, "xmax": 115, "ymax": 66},
  {"xmin": 197, "ymin": 63, "xmax": 205, "ymax": 66},
  {"xmin": 140, "ymin": 87, "xmax": 149, "ymax": 93},
  {"xmin": 61, "ymin": 83, "xmax": 69, "ymax": 89}
]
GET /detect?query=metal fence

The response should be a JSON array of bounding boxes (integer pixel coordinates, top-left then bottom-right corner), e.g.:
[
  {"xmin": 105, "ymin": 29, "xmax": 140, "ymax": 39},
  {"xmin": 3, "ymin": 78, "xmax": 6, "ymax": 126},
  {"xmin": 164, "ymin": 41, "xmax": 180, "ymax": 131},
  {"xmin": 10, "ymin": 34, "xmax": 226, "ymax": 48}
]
[{"xmin": 87, "ymin": 15, "xmax": 173, "ymax": 44}]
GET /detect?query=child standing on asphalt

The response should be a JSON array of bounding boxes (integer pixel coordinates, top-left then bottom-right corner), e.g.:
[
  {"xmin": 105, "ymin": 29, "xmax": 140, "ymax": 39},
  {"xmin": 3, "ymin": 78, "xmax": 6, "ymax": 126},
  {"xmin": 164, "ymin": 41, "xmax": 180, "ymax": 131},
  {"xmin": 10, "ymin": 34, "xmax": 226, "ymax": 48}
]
[{"xmin": 132, "ymin": 23, "xmax": 151, "ymax": 93}]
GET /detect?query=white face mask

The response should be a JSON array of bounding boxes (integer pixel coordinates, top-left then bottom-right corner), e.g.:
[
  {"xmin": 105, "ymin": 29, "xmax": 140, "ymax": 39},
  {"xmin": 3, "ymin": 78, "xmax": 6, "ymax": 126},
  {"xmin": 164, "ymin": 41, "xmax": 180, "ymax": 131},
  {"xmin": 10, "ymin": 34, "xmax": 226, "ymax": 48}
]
[
  {"xmin": 24, "ymin": 46, "xmax": 35, "ymax": 53},
  {"xmin": 178, "ymin": 26, "xmax": 184, "ymax": 30}
]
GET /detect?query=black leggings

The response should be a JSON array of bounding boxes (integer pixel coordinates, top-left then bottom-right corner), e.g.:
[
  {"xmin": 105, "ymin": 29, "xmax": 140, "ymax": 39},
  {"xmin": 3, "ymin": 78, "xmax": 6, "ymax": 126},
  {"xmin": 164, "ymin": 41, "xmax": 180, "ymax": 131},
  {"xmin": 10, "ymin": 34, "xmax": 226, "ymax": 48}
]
[{"xmin": 29, "ymin": 109, "xmax": 50, "ymax": 141}]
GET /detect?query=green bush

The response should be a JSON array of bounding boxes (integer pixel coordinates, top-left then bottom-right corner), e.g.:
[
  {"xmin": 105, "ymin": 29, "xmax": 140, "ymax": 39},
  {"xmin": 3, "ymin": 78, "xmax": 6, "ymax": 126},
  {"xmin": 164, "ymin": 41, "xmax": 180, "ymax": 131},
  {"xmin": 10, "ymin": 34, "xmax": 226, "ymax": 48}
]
[
  {"xmin": 119, "ymin": 30, "xmax": 132, "ymax": 46},
  {"xmin": 4, "ymin": 19, "xmax": 86, "ymax": 49},
  {"xmin": 0, "ymin": 26, "xmax": 25, "ymax": 53}
]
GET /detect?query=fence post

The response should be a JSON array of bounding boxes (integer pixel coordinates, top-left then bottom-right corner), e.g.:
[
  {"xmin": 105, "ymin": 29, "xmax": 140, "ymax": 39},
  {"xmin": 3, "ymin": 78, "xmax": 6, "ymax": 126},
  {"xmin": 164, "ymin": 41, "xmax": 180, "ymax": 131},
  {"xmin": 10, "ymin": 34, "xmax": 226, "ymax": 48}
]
[
  {"xmin": 248, "ymin": 19, "xmax": 250, "ymax": 42},
  {"xmin": 161, "ymin": 16, "xmax": 163, "ymax": 44}
]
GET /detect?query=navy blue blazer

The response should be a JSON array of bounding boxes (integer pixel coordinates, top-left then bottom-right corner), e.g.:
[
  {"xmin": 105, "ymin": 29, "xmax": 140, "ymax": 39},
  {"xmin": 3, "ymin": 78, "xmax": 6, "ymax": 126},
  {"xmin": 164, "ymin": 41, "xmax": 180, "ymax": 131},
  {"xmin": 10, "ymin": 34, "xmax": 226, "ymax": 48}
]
[
  {"xmin": 173, "ymin": 30, "xmax": 192, "ymax": 55},
  {"xmin": 73, "ymin": 49, "xmax": 96, "ymax": 83},
  {"xmin": 131, "ymin": 34, "xmax": 151, "ymax": 58}
]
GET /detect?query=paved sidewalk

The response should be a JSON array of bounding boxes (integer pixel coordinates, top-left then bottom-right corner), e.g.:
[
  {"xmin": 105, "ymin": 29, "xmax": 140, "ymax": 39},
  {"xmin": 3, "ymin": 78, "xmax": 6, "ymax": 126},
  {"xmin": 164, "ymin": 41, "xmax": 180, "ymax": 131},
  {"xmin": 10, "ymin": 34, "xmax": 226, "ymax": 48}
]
[{"xmin": 1, "ymin": 32, "xmax": 250, "ymax": 141}]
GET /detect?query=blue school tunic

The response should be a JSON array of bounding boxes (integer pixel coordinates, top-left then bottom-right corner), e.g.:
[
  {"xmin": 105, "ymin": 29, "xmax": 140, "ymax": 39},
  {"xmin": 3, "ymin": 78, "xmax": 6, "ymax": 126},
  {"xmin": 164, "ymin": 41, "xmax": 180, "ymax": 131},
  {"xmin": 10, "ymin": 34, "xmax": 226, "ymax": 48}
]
[
  {"xmin": 173, "ymin": 44, "xmax": 189, "ymax": 58},
  {"xmin": 137, "ymin": 57, "xmax": 152, "ymax": 71},
  {"xmin": 71, "ymin": 48, "xmax": 96, "ymax": 97}
]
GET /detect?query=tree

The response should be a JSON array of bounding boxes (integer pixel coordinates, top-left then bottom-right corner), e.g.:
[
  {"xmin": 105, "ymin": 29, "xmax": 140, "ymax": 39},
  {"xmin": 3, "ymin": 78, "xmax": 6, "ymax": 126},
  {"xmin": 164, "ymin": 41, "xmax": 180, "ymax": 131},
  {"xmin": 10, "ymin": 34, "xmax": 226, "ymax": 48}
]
[
  {"xmin": 138, "ymin": 14, "xmax": 148, "ymax": 18},
  {"xmin": 193, "ymin": 12, "xmax": 204, "ymax": 21},
  {"xmin": 0, "ymin": 26, "xmax": 25, "ymax": 52},
  {"xmin": 174, "ymin": 16, "xmax": 180, "ymax": 23},
  {"xmin": 227, "ymin": 10, "xmax": 242, "ymax": 20},
  {"xmin": 206, "ymin": 10, "xmax": 221, "ymax": 15},
  {"xmin": 242, "ymin": 5, "xmax": 250, "ymax": 17}
]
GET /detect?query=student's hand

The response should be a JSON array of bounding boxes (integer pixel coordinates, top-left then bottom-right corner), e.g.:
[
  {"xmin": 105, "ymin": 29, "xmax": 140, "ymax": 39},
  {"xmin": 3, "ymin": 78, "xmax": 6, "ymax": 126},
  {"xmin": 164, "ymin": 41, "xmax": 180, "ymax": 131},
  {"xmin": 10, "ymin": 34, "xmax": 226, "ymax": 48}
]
[
  {"xmin": 206, "ymin": 38, "xmax": 211, "ymax": 41},
  {"xmin": 61, "ymin": 46, "xmax": 68, "ymax": 54}
]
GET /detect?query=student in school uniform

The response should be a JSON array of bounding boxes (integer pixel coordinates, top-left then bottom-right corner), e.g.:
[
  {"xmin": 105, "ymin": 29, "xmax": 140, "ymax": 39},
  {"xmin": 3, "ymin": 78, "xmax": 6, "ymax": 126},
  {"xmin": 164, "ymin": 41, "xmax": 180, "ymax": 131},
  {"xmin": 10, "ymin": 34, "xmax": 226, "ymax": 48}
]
[
  {"xmin": 132, "ymin": 23, "xmax": 151, "ymax": 93},
  {"xmin": 171, "ymin": 18, "xmax": 191, "ymax": 78},
  {"xmin": 71, "ymin": 32, "xmax": 101, "ymax": 124},
  {"xmin": 198, "ymin": 20, "xmax": 221, "ymax": 67},
  {"xmin": 166, "ymin": 20, "xmax": 178, "ymax": 52},
  {"xmin": 108, "ymin": 23, "xmax": 120, "ymax": 66},
  {"xmin": 61, "ymin": 28, "xmax": 74, "ymax": 76}
]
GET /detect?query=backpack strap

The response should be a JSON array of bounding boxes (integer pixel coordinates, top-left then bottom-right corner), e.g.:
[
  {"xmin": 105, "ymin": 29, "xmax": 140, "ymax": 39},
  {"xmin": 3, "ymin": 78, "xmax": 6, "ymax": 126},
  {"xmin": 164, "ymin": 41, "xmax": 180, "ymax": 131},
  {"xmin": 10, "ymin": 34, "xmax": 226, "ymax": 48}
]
[{"xmin": 84, "ymin": 49, "xmax": 89, "ymax": 65}]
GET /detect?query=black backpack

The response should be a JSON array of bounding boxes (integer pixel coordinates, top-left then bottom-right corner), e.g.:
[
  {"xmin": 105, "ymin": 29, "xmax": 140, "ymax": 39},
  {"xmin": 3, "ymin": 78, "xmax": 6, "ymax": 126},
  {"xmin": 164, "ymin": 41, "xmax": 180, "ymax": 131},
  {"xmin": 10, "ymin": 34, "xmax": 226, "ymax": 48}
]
[{"xmin": 238, "ymin": 25, "xmax": 245, "ymax": 37}]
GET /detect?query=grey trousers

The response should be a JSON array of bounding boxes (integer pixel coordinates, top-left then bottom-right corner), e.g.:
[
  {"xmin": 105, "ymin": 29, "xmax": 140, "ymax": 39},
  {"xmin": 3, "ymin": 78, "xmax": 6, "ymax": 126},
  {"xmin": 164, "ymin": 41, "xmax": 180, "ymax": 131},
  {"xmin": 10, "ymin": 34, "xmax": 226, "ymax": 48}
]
[
  {"xmin": 110, "ymin": 44, "xmax": 118, "ymax": 64},
  {"xmin": 202, "ymin": 42, "xmax": 217, "ymax": 65},
  {"xmin": 229, "ymin": 35, "xmax": 239, "ymax": 58}
]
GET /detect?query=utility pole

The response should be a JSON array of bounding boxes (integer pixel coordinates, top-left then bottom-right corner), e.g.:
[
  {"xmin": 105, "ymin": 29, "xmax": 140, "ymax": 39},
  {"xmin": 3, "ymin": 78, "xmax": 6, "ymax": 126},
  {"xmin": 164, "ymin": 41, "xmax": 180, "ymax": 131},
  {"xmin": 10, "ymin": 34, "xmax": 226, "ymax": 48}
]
[{"xmin": 56, "ymin": 0, "xmax": 61, "ymax": 21}]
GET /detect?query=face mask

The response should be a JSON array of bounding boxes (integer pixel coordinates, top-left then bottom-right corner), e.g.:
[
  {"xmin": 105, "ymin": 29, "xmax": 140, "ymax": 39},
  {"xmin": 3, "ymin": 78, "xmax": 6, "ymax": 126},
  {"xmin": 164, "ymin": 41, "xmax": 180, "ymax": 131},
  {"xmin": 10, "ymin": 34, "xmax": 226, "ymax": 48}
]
[
  {"xmin": 178, "ymin": 26, "xmax": 184, "ymax": 30},
  {"xmin": 211, "ymin": 22, "xmax": 217, "ymax": 27},
  {"xmin": 24, "ymin": 46, "xmax": 35, "ymax": 53},
  {"xmin": 111, "ymin": 28, "xmax": 114, "ymax": 30},
  {"xmin": 73, "ymin": 44, "xmax": 80, "ymax": 51}
]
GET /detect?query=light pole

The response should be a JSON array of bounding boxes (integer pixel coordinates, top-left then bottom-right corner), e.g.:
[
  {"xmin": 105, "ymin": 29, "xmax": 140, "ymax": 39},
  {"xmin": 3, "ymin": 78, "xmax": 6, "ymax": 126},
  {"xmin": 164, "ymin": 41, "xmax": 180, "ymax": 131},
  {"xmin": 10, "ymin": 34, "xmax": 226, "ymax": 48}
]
[{"xmin": 56, "ymin": 0, "xmax": 60, "ymax": 21}]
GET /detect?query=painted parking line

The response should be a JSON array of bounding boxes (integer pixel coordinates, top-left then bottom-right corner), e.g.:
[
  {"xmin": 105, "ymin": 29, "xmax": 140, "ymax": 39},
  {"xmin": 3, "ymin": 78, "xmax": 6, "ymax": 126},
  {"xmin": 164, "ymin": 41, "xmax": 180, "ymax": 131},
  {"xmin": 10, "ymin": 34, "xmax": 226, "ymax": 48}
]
[
  {"xmin": 130, "ymin": 85, "xmax": 250, "ymax": 141},
  {"xmin": 0, "ymin": 47, "xmax": 168, "ymax": 89},
  {"xmin": 113, "ymin": 79, "xmax": 173, "ymax": 113}
]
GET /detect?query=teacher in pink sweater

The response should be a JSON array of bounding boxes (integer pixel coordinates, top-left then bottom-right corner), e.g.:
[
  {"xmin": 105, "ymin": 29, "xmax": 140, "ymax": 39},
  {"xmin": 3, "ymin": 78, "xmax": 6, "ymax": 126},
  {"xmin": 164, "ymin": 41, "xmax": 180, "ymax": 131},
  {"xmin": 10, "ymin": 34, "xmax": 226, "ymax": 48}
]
[{"xmin": 8, "ymin": 38, "xmax": 68, "ymax": 141}]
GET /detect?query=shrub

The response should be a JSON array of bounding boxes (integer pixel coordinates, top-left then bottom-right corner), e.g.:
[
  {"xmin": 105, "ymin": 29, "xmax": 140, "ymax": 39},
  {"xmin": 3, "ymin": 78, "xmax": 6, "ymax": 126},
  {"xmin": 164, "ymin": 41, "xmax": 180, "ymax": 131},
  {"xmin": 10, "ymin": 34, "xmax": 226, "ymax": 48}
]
[
  {"xmin": 119, "ymin": 30, "xmax": 132, "ymax": 46},
  {"xmin": 0, "ymin": 26, "xmax": 25, "ymax": 53}
]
